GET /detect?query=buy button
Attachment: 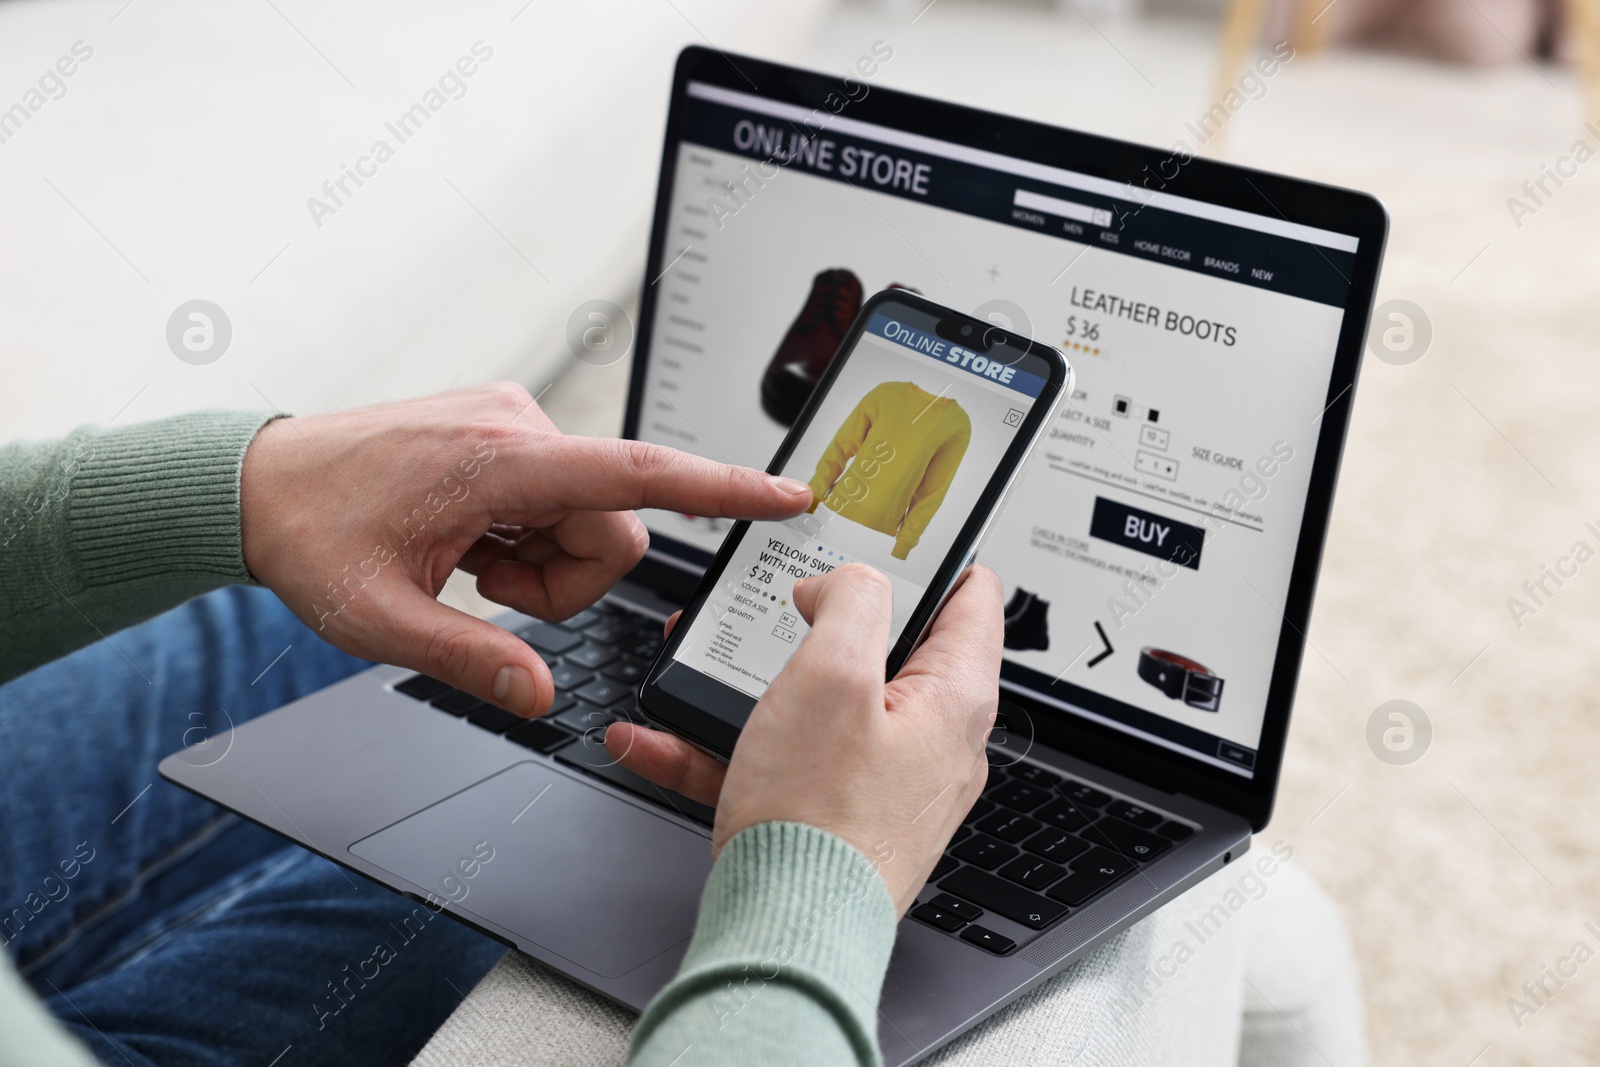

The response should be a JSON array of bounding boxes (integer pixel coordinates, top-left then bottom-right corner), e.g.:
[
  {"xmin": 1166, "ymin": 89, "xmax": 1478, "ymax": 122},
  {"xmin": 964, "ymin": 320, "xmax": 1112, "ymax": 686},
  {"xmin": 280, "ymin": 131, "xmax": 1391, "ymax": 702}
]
[{"xmin": 1089, "ymin": 497, "xmax": 1203, "ymax": 570}]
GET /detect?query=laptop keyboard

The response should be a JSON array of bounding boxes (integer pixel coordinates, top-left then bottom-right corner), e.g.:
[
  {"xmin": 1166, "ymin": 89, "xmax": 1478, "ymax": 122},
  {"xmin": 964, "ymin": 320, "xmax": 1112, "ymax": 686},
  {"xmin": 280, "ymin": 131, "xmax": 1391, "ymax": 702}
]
[
  {"xmin": 390, "ymin": 598, "xmax": 1198, "ymax": 957},
  {"xmin": 910, "ymin": 754, "xmax": 1196, "ymax": 955},
  {"xmin": 391, "ymin": 600, "xmax": 715, "ymax": 826}
]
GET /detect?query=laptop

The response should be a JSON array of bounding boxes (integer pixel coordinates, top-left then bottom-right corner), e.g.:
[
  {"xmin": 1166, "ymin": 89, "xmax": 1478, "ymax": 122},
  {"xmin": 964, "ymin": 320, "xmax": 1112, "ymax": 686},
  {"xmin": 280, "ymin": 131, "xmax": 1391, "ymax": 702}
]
[{"xmin": 161, "ymin": 46, "xmax": 1386, "ymax": 1064}]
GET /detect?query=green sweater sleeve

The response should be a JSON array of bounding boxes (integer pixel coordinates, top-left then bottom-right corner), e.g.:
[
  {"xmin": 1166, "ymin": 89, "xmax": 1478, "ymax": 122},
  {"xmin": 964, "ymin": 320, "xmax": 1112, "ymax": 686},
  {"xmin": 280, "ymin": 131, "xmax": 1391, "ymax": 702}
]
[
  {"xmin": 0, "ymin": 410, "xmax": 276, "ymax": 684},
  {"xmin": 629, "ymin": 822, "xmax": 898, "ymax": 1067}
]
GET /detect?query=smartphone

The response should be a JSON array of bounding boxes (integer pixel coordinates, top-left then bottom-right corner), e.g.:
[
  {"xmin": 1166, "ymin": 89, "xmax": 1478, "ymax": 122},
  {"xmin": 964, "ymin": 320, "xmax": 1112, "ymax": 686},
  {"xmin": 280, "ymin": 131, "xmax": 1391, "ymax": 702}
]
[{"xmin": 638, "ymin": 289, "xmax": 1072, "ymax": 759}]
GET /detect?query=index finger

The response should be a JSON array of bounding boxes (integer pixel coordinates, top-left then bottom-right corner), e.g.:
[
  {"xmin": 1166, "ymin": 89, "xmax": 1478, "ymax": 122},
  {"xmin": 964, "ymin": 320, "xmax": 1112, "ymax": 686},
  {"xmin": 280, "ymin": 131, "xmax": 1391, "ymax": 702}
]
[{"xmin": 520, "ymin": 436, "xmax": 811, "ymax": 519}]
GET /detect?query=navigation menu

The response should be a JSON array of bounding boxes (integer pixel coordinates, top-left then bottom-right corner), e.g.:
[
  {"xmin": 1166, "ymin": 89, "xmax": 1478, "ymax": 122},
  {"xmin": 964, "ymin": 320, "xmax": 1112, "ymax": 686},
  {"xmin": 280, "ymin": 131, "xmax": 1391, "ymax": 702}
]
[{"xmin": 679, "ymin": 99, "xmax": 1356, "ymax": 308}]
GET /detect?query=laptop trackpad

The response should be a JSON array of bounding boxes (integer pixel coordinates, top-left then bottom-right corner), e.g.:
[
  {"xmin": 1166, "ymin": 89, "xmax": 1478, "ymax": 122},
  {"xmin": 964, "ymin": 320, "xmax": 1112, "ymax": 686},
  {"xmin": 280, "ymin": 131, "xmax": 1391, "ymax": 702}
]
[{"xmin": 350, "ymin": 761, "xmax": 712, "ymax": 978}]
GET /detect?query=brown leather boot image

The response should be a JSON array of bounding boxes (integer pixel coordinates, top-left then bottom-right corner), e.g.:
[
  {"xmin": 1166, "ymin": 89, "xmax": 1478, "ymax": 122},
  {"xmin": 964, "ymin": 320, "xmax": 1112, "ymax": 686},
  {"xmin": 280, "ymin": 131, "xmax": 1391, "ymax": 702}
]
[{"xmin": 760, "ymin": 268, "xmax": 863, "ymax": 426}]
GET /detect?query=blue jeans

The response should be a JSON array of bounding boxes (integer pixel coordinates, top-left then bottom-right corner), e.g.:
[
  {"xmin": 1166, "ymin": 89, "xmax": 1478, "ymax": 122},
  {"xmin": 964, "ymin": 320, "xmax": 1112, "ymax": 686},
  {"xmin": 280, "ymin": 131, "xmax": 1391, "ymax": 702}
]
[{"xmin": 0, "ymin": 587, "xmax": 507, "ymax": 1067}]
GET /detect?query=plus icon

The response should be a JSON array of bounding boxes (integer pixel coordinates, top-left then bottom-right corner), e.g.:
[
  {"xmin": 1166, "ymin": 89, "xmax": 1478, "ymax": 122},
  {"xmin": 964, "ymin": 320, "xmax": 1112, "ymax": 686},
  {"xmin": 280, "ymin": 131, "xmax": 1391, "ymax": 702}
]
[{"xmin": 986, "ymin": 264, "xmax": 1001, "ymax": 280}]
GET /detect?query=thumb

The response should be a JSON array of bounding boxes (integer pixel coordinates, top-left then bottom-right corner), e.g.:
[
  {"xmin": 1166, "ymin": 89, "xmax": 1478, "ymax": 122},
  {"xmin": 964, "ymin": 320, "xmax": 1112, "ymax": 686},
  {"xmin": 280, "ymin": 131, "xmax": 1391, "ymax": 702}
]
[
  {"xmin": 787, "ymin": 562, "xmax": 894, "ymax": 687},
  {"xmin": 375, "ymin": 586, "xmax": 555, "ymax": 716}
]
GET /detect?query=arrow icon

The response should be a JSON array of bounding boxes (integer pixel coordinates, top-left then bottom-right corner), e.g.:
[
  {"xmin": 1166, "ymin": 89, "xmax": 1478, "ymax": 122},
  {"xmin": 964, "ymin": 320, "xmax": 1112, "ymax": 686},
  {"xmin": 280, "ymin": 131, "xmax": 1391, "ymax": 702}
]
[{"xmin": 1087, "ymin": 622, "xmax": 1115, "ymax": 668}]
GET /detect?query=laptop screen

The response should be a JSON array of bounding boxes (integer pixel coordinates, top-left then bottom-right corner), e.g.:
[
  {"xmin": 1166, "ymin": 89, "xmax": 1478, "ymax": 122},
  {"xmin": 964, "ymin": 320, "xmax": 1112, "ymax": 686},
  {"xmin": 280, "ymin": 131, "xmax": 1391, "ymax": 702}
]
[{"xmin": 628, "ymin": 64, "xmax": 1368, "ymax": 784}]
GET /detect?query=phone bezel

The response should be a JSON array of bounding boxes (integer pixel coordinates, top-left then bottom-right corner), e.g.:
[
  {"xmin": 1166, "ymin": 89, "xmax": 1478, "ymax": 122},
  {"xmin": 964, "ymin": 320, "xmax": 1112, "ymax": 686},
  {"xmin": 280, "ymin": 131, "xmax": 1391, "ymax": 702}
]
[{"xmin": 636, "ymin": 289, "xmax": 1070, "ymax": 759}]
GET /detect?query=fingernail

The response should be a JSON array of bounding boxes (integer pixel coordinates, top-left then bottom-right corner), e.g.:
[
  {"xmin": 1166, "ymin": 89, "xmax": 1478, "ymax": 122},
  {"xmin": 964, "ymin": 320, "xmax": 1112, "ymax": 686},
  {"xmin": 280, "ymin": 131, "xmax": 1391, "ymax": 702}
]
[
  {"xmin": 492, "ymin": 665, "xmax": 536, "ymax": 715},
  {"xmin": 772, "ymin": 476, "xmax": 811, "ymax": 497}
]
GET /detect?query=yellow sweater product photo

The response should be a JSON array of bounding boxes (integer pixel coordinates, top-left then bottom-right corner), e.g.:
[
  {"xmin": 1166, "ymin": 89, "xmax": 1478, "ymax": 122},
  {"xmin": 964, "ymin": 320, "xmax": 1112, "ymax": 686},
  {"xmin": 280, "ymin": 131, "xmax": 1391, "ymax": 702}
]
[{"xmin": 806, "ymin": 381, "xmax": 972, "ymax": 560}]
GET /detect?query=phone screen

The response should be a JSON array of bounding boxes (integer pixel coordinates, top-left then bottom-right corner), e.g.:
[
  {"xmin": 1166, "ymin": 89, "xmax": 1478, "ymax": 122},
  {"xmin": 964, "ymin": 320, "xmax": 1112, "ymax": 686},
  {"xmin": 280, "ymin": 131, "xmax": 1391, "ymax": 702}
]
[{"xmin": 643, "ymin": 294, "xmax": 1067, "ymax": 749}]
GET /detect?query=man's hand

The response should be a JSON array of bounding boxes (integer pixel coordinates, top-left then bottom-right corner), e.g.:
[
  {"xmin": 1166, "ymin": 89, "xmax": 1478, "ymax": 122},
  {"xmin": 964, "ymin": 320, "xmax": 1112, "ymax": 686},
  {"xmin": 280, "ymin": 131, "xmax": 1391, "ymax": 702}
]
[
  {"xmin": 607, "ymin": 562, "xmax": 1003, "ymax": 915},
  {"xmin": 239, "ymin": 383, "xmax": 811, "ymax": 716}
]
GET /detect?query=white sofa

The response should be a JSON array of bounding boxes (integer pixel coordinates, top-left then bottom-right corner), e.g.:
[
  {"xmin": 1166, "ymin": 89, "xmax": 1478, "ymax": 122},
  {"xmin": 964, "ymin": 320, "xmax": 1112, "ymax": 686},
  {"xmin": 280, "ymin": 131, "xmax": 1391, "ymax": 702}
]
[
  {"xmin": 412, "ymin": 855, "xmax": 1365, "ymax": 1065},
  {"xmin": 0, "ymin": 0, "xmax": 834, "ymax": 443}
]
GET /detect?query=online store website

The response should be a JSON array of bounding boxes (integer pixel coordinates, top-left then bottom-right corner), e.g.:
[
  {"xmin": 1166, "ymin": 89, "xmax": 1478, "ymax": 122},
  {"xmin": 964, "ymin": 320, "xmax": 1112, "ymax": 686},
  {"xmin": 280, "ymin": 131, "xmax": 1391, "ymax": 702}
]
[
  {"xmin": 637, "ymin": 82, "xmax": 1357, "ymax": 776},
  {"xmin": 671, "ymin": 311, "xmax": 1046, "ymax": 700}
]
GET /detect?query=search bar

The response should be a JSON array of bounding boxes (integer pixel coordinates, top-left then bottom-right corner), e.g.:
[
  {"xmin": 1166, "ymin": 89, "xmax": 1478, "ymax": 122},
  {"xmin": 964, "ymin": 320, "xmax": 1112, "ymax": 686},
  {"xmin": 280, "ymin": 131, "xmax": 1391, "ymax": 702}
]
[{"xmin": 1013, "ymin": 189, "xmax": 1113, "ymax": 228}]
